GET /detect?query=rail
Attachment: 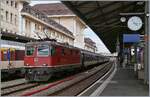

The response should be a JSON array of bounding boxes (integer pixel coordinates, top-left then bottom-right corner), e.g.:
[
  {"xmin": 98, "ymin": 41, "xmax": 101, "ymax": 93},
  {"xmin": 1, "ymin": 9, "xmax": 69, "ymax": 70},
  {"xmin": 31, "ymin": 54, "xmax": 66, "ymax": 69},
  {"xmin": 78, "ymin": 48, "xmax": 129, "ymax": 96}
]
[{"xmin": 21, "ymin": 62, "xmax": 112, "ymax": 96}]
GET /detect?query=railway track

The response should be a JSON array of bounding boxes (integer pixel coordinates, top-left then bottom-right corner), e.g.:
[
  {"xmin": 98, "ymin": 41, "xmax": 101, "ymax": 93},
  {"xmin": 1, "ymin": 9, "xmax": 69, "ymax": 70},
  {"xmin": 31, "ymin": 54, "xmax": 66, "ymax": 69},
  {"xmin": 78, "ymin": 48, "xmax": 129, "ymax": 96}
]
[
  {"xmin": 19, "ymin": 61, "xmax": 113, "ymax": 96},
  {"xmin": 1, "ymin": 61, "xmax": 113, "ymax": 96},
  {"xmin": 1, "ymin": 78, "xmax": 27, "ymax": 89},
  {"xmin": 1, "ymin": 81, "xmax": 39, "ymax": 96},
  {"xmin": 49, "ymin": 61, "xmax": 114, "ymax": 96},
  {"xmin": 78, "ymin": 61, "xmax": 116, "ymax": 96}
]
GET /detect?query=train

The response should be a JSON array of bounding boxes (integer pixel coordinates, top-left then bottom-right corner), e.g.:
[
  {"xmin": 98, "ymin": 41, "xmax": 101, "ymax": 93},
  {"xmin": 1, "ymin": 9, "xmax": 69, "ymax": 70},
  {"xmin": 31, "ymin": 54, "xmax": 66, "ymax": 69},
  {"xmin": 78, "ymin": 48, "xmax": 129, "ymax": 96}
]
[
  {"xmin": 24, "ymin": 40, "xmax": 109, "ymax": 81},
  {"xmin": 1, "ymin": 47, "xmax": 25, "ymax": 79}
]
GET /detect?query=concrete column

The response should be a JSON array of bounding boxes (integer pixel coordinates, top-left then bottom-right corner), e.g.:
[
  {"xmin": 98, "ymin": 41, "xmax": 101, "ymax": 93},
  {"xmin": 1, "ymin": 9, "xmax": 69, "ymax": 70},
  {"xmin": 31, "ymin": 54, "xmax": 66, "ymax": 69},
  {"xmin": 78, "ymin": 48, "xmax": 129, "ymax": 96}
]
[
  {"xmin": 148, "ymin": 1, "xmax": 150, "ymax": 84},
  {"xmin": 129, "ymin": 47, "xmax": 131, "ymax": 65},
  {"xmin": 147, "ymin": 1, "xmax": 150, "ymax": 84},
  {"xmin": 144, "ymin": 1, "xmax": 149, "ymax": 84},
  {"xmin": 134, "ymin": 43, "xmax": 138, "ymax": 67}
]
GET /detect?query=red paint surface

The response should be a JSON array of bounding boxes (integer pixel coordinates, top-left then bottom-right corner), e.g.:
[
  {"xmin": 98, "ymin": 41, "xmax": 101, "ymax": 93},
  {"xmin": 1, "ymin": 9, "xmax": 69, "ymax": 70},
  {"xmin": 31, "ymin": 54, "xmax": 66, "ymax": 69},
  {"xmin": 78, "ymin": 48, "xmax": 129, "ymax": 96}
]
[{"xmin": 24, "ymin": 44, "xmax": 81, "ymax": 67}]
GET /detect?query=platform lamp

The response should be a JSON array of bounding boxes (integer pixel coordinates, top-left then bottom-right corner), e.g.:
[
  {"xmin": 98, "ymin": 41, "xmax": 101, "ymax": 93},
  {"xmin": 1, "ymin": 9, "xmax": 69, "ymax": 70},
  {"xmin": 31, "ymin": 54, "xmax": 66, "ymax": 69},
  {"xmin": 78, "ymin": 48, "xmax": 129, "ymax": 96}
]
[
  {"xmin": 120, "ymin": 17, "xmax": 126, "ymax": 23},
  {"xmin": 119, "ymin": 16, "xmax": 128, "ymax": 67}
]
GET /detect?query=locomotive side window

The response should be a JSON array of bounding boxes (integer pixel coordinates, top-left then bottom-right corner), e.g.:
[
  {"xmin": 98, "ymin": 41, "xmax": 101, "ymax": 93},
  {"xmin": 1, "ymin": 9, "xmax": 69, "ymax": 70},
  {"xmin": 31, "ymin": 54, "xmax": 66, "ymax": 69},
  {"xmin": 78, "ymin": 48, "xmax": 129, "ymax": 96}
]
[
  {"xmin": 70, "ymin": 50, "xmax": 73, "ymax": 55},
  {"xmin": 61, "ymin": 48, "xmax": 65, "ymax": 55},
  {"xmin": 76, "ymin": 51, "xmax": 79, "ymax": 55},
  {"xmin": 38, "ymin": 45, "xmax": 49, "ymax": 56},
  {"xmin": 26, "ymin": 46, "xmax": 34, "ymax": 56},
  {"xmin": 51, "ymin": 46, "xmax": 56, "ymax": 56}
]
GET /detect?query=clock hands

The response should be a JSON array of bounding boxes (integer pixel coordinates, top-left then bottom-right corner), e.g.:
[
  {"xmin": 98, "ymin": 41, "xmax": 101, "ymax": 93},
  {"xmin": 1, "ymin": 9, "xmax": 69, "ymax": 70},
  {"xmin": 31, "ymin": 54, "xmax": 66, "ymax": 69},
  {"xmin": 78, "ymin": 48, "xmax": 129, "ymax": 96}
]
[
  {"xmin": 133, "ymin": 22, "xmax": 138, "ymax": 26},
  {"xmin": 127, "ymin": 16, "xmax": 142, "ymax": 31}
]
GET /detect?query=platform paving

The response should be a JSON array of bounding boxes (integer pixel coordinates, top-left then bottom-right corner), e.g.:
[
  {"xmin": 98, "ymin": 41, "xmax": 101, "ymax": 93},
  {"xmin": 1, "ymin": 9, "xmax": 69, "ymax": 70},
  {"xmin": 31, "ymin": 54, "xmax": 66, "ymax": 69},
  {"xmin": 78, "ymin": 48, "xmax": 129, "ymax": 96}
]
[{"xmin": 100, "ymin": 66, "xmax": 149, "ymax": 96}]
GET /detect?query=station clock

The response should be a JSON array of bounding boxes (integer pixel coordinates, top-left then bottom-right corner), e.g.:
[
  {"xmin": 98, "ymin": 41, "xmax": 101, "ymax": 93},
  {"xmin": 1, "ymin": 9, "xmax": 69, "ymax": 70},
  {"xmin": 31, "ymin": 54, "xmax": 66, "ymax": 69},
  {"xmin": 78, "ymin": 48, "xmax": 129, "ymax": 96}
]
[{"xmin": 127, "ymin": 16, "xmax": 143, "ymax": 31}]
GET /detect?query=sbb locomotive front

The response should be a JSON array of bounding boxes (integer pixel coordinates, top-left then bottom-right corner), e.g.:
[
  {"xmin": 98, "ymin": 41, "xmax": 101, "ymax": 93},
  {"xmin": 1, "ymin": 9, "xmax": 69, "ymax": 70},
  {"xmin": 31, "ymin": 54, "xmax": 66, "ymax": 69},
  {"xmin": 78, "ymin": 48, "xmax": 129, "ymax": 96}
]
[{"xmin": 24, "ymin": 41, "xmax": 109, "ymax": 81}]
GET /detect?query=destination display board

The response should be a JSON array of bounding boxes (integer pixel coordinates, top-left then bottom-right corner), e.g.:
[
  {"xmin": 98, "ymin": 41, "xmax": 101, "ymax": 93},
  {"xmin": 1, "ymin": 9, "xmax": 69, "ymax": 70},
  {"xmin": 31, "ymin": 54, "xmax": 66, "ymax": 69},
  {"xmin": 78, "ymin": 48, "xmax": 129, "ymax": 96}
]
[{"xmin": 123, "ymin": 34, "xmax": 140, "ymax": 43}]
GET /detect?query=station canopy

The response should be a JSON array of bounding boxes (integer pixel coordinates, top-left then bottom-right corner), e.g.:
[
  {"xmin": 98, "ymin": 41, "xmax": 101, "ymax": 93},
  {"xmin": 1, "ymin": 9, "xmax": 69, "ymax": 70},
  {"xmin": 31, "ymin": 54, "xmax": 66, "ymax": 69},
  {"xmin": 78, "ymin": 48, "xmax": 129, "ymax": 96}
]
[{"xmin": 62, "ymin": 1, "xmax": 145, "ymax": 53}]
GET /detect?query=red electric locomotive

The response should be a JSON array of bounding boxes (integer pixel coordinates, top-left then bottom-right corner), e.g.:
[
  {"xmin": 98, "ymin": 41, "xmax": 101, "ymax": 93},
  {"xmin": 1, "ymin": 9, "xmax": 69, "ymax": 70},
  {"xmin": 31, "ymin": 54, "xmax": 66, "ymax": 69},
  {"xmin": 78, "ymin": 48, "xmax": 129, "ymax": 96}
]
[
  {"xmin": 24, "ymin": 41, "xmax": 82, "ymax": 81},
  {"xmin": 24, "ymin": 40, "xmax": 109, "ymax": 81}
]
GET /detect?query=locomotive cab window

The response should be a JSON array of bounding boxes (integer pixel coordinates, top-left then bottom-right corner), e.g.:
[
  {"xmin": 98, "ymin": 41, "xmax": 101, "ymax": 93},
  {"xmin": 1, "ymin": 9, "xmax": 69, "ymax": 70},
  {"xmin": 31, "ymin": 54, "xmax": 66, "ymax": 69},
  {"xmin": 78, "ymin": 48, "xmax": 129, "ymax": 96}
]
[
  {"xmin": 37, "ymin": 45, "xmax": 49, "ymax": 56},
  {"xmin": 26, "ymin": 46, "xmax": 34, "ymax": 56}
]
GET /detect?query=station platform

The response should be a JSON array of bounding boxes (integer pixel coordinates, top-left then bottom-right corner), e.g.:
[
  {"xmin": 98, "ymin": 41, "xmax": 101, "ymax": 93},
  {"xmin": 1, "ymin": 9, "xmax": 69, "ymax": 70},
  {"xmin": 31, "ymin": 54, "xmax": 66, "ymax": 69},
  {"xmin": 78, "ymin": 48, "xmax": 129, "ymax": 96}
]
[{"xmin": 100, "ymin": 65, "xmax": 149, "ymax": 96}]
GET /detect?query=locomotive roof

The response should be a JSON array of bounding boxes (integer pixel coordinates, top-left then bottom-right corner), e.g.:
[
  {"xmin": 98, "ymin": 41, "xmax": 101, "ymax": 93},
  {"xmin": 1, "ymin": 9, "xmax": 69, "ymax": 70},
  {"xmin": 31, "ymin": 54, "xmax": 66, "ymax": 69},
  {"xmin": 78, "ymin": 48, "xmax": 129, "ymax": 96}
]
[{"xmin": 26, "ymin": 41, "xmax": 80, "ymax": 50}]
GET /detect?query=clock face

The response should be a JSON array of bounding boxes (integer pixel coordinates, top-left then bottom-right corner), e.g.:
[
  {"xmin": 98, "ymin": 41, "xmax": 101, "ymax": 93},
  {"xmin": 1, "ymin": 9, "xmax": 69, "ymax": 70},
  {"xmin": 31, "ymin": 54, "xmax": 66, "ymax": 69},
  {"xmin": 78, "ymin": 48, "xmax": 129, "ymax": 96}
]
[{"xmin": 127, "ymin": 16, "xmax": 142, "ymax": 31}]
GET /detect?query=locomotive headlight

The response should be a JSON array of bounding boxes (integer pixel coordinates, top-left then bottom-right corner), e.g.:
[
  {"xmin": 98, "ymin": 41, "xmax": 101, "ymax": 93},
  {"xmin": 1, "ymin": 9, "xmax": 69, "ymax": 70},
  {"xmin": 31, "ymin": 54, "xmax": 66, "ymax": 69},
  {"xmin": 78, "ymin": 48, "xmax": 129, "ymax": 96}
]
[
  {"xmin": 43, "ymin": 64, "xmax": 47, "ymax": 66},
  {"xmin": 26, "ymin": 64, "xmax": 29, "ymax": 66},
  {"xmin": 29, "ymin": 71, "xmax": 32, "ymax": 74}
]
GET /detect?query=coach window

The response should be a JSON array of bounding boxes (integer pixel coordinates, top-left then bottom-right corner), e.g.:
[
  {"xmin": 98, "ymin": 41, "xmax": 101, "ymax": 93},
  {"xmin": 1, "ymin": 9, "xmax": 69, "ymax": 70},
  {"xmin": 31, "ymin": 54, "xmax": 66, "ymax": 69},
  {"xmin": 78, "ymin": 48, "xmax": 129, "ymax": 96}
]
[
  {"xmin": 38, "ymin": 45, "xmax": 49, "ymax": 56},
  {"xmin": 26, "ymin": 46, "xmax": 34, "ymax": 56}
]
